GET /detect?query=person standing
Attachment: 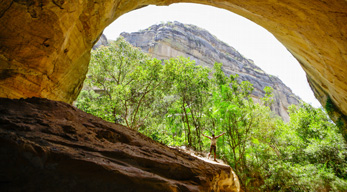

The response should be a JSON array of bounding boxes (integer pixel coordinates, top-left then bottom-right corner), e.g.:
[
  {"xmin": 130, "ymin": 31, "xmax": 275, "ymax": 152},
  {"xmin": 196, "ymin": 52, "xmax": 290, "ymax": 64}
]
[{"xmin": 202, "ymin": 132, "xmax": 226, "ymax": 161}]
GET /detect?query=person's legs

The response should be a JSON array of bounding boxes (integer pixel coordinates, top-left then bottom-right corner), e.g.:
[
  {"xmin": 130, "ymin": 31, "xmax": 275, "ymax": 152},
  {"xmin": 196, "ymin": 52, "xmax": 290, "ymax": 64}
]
[
  {"xmin": 213, "ymin": 146, "xmax": 217, "ymax": 161},
  {"xmin": 208, "ymin": 145, "xmax": 213, "ymax": 159}
]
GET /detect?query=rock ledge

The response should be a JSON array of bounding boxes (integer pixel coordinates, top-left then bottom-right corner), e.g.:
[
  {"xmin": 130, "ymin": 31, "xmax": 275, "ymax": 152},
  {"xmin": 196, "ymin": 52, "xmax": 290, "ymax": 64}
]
[{"xmin": 0, "ymin": 97, "xmax": 239, "ymax": 192}]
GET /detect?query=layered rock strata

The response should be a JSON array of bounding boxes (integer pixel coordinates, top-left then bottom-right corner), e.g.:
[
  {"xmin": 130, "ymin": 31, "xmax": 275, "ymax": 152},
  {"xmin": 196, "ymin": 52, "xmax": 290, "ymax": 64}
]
[
  {"xmin": 121, "ymin": 22, "xmax": 301, "ymax": 121},
  {"xmin": 0, "ymin": 97, "xmax": 240, "ymax": 192},
  {"xmin": 0, "ymin": 1, "xmax": 346, "ymax": 137}
]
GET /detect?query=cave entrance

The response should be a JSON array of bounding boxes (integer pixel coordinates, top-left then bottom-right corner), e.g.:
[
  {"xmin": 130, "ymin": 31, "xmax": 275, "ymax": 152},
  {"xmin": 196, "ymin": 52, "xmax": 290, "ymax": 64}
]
[
  {"xmin": 89, "ymin": 0, "xmax": 346, "ymax": 126},
  {"xmin": 101, "ymin": 3, "xmax": 320, "ymax": 107}
]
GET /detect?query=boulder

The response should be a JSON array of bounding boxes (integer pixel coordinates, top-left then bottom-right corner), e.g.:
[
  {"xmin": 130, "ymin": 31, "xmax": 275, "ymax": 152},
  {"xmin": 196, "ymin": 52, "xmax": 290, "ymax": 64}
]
[{"xmin": 0, "ymin": 97, "xmax": 240, "ymax": 192}]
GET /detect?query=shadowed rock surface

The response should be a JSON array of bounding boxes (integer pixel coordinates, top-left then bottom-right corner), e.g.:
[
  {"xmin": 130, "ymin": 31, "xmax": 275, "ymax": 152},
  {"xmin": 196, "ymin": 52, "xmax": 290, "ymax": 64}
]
[
  {"xmin": 0, "ymin": 97, "xmax": 240, "ymax": 192},
  {"xmin": 120, "ymin": 22, "xmax": 300, "ymax": 121}
]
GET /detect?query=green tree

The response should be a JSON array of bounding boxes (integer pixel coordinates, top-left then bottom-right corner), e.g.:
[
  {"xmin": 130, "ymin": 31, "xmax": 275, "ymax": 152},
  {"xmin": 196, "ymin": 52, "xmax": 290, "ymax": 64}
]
[
  {"xmin": 260, "ymin": 104, "xmax": 347, "ymax": 191},
  {"xmin": 76, "ymin": 37, "xmax": 165, "ymax": 129},
  {"xmin": 208, "ymin": 63, "xmax": 281, "ymax": 190},
  {"xmin": 210, "ymin": 63, "xmax": 254, "ymax": 182},
  {"xmin": 164, "ymin": 57, "xmax": 211, "ymax": 149}
]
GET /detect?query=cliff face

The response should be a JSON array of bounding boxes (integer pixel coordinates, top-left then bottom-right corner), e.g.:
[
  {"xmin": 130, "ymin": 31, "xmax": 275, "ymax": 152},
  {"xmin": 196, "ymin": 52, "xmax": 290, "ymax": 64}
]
[
  {"xmin": 120, "ymin": 22, "xmax": 300, "ymax": 121},
  {"xmin": 93, "ymin": 33, "xmax": 108, "ymax": 50},
  {"xmin": 0, "ymin": 97, "xmax": 240, "ymax": 192}
]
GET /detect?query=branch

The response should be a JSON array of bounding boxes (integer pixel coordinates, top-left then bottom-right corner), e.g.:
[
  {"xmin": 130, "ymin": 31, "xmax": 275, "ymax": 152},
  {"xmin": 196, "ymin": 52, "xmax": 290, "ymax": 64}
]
[
  {"xmin": 131, "ymin": 81, "xmax": 153, "ymax": 128},
  {"xmin": 123, "ymin": 100, "xmax": 130, "ymax": 128}
]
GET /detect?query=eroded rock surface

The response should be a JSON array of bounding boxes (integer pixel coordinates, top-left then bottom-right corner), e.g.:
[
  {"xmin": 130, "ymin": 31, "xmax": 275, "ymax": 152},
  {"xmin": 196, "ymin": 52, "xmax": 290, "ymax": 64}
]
[
  {"xmin": 0, "ymin": 97, "xmax": 240, "ymax": 192},
  {"xmin": 121, "ymin": 22, "xmax": 301, "ymax": 121},
  {"xmin": 0, "ymin": 1, "xmax": 346, "ymax": 135}
]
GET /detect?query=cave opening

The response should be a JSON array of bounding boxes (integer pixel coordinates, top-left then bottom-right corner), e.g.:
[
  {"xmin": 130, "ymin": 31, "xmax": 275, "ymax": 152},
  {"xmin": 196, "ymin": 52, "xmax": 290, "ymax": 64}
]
[
  {"xmin": 102, "ymin": 3, "xmax": 321, "ymax": 108},
  {"xmin": 81, "ymin": 2, "xmax": 322, "ymax": 125}
]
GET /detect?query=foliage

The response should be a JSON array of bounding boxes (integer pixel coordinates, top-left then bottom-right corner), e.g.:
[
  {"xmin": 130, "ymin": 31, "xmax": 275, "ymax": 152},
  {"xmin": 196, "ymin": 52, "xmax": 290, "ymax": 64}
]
[
  {"xmin": 76, "ymin": 37, "xmax": 167, "ymax": 129},
  {"xmin": 163, "ymin": 57, "xmax": 211, "ymax": 149},
  {"xmin": 76, "ymin": 38, "xmax": 347, "ymax": 191},
  {"xmin": 257, "ymin": 104, "xmax": 347, "ymax": 191}
]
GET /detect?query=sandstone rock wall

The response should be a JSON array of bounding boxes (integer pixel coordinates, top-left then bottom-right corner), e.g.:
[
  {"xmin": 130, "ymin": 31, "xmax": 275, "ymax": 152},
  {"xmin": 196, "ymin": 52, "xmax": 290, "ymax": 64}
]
[
  {"xmin": 121, "ymin": 22, "xmax": 300, "ymax": 121},
  {"xmin": 0, "ymin": 97, "xmax": 240, "ymax": 192},
  {"xmin": 0, "ymin": 1, "xmax": 346, "ymax": 135}
]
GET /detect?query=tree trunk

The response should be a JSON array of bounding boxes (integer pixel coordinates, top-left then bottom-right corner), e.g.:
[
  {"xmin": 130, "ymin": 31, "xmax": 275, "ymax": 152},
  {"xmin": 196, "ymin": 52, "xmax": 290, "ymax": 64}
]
[{"xmin": 182, "ymin": 101, "xmax": 191, "ymax": 147}]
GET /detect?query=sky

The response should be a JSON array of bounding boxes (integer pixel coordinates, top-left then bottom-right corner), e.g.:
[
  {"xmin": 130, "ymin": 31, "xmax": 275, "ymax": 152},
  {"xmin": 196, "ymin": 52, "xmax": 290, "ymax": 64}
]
[{"xmin": 104, "ymin": 3, "xmax": 321, "ymax": 107}]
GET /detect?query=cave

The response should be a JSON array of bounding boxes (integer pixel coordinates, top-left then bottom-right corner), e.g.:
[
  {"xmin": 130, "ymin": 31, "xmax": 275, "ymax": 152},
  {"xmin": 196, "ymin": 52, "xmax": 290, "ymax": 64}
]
[
  {"xmin": 0, "ymin": 0, "xmax": 347, "ymax": 191},
  {"xmin": 0, "ymin": 0, "xmax": 346, "ymax": 191},
  {"xmin": 0, "ymin": 0, "xmax": 346, "ymax": 133}
]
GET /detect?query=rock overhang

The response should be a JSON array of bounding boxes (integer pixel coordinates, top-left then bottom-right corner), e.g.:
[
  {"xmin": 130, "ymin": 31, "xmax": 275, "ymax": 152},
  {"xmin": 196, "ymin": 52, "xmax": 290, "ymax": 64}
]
[{"xmin": 0, "ymin": 0, "xmax": 346, "ymax": 135}]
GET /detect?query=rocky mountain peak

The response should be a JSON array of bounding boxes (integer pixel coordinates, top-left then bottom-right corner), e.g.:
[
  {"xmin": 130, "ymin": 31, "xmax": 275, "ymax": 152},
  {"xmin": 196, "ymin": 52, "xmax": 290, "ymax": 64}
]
[
  {"xmin": 121, "ymin": 21, "xmax": 260, "ymax": 70},
  {"xmin": 120, "ymin": 21, "xmax": 301, "ymax": 121}
]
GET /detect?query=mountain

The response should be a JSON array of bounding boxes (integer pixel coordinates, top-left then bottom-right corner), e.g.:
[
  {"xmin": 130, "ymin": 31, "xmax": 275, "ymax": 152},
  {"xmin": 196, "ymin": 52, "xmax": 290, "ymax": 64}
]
[
  {"xmin": 93, "ymin": 33, "xmax": 108, "ymax": 49},
  {"xmin": 119, "ymin": 21, "xmax": 301, "ymax": 121}
]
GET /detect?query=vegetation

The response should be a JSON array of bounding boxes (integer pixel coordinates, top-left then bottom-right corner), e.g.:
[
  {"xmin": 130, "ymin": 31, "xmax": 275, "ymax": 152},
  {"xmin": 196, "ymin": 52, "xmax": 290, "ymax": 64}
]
[{"xmin": 76, "ymin": 37, "xmax": 347, "ymax": 191}]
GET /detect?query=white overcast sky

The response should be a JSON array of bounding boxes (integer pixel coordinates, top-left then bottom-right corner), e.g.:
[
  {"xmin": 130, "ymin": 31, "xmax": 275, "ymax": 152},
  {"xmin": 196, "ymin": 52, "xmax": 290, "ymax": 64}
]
[{"xmin": 104, "ymin": 3, "xmax": 321, "ymax": 107}]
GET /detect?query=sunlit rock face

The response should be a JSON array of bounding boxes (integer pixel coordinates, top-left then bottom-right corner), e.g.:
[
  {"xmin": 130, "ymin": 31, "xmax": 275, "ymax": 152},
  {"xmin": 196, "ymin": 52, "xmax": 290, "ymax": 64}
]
[
  {"xmin": 121, "ymin": 22, "xmax": 301, "ymax": 121},
  {"xmin": 0, "ymin": 1, "xmax": 346, "ymax": 131},
  {"xmin": 0, "ymin": 97, "xmax": 240, "ymax": 192}
]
